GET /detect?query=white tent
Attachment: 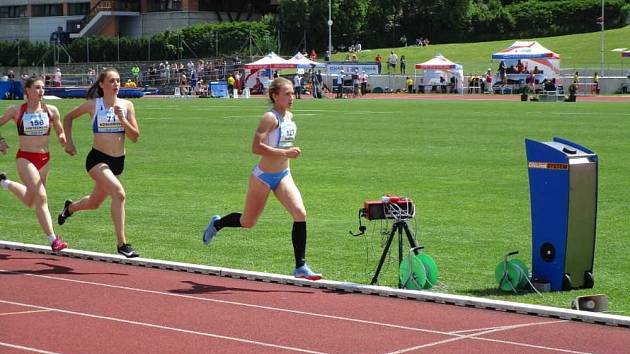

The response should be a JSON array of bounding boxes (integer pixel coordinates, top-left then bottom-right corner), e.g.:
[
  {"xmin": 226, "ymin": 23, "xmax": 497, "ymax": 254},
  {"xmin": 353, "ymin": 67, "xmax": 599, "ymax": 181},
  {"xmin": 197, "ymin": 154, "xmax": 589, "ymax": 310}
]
[
  {"xmin": 287, "ymin": 52, "xmax": 326, "ymax": 68},
  {"xmin": 243, "ymin": 52, "xmax": 295, "ymax": 92},
  {"xmin": 243, "ymin": 52, "xmax": 295, "ymax": 70},
  {"xmin": 492, "ymin": 41, "xmax": 560, "ymax": 77},
  {"xmin": 414, "ymin": 54, "xmax": 464, "ymax": 93}
]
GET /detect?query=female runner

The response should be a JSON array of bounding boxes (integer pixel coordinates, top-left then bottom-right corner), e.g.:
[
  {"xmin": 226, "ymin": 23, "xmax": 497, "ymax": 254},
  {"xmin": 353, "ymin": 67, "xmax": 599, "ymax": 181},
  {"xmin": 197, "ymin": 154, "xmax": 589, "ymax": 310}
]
[{"xmin": 203, "ymin": 77, "xmax": 321, "ymax": 280}]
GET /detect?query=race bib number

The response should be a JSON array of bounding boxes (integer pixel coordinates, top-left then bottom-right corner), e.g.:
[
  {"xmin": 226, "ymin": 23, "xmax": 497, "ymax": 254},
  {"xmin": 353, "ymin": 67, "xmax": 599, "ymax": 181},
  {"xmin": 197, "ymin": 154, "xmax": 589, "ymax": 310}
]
[
  {"xmin": 97, "ymin": 108, "xmax": 124, "ymax": 133},
  {"xmin": 22, "ymin": 112, "xmax": 50, "ymax": 136},
  {"xmin": 278, "ymin": 120, "xmax": 297, "ymax": 149}
]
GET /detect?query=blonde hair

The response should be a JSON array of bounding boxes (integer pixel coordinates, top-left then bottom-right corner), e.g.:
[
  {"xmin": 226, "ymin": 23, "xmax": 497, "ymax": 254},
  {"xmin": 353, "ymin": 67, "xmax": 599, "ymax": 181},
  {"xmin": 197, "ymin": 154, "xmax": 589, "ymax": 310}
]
[{"xmin": 268, "ymin": 77, "xmax": 292, "ymax": 103}]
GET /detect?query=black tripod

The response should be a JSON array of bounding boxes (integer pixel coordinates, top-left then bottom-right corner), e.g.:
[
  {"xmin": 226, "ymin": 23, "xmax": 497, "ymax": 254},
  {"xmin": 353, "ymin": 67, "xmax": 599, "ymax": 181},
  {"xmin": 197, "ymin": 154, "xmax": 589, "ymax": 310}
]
[{"xmin": 370, "ymin": 219, "xmax": 419, "ymax": 287}]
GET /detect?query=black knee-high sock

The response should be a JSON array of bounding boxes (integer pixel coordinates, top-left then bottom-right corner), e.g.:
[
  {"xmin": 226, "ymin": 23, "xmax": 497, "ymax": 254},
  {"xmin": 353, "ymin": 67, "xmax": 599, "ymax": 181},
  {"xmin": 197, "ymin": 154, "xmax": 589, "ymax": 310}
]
[
  {"xmin": 215, "ymin": 212, "xmax": 242, "ymax": 231},
  {"xmin": 292, "ymin": 221, "xmax": 307, "ymax": 268}
]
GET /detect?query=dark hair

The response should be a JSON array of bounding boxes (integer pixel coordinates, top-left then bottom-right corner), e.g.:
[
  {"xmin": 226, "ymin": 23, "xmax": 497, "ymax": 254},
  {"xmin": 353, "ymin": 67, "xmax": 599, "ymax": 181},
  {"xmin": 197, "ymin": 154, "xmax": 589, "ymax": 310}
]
[
  {"xmin": 86, "ymin": 68, "xmax": 119, "ymax": 99},
  {"xmin": 24, "ymin": 77, "xmax": 43, "ymax": 89},
  {"xmin": 268, "ymin": 77, "xmax": 292, "ymax": 103}
]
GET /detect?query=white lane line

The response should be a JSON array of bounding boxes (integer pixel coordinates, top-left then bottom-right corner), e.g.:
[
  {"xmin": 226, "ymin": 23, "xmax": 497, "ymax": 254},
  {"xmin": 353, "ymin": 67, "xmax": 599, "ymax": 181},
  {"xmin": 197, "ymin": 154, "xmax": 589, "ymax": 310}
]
[
  {"xmin": 0, "ymin": 269, "xmax": 448, "ymax": 336},
  {"xmin": 0, "ymin": 341, "xmax": 60, "ymax": 354},
  {"xmin": 0, "ymin": 309, "xmax": 52, "ymax": 317},
  {"xmin": 0, "ymin": 269, "xmax": 592, "ymax": 353},
  {"xmin": 0, "ymin": 300, "xmax": 323, "ymax": 354},
  {"xmin": 388, "ymin": 320, "xmax": 590, "ymax": 354}
]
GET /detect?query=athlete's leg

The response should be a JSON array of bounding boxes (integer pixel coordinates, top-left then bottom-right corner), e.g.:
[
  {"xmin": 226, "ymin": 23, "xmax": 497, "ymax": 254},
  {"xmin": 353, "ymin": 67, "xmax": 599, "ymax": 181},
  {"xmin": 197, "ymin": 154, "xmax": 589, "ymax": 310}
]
[
  {"xmin": 275, "ymin": 175, "xmax": 307, "ymax": 265},
  {"xmin": 14, "ymin": 159, "xmax": 55, "ymax": 236},
  {"xmin": 88, "ymin": 164, "xmax": 127, "ymax": 246},
  {"xmin": 239, "ymin": 174, "xmax": 271, "ymax": 228}
]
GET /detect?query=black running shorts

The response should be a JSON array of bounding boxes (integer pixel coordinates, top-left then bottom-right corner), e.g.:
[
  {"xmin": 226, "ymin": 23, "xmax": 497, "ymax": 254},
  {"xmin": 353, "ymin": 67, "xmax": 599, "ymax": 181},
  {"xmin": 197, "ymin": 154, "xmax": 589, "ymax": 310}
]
[{"xmin": 85, "ymin": 148, "xmax": 125, "ymax": 176}]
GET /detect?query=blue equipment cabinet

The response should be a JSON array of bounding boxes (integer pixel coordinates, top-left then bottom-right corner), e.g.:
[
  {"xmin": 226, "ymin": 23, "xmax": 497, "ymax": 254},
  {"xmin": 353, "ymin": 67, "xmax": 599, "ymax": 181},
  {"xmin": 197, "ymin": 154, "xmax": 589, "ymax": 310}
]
[{"xmin": 525, "ymin": 137, "xmax": 598, "ymax": 291}]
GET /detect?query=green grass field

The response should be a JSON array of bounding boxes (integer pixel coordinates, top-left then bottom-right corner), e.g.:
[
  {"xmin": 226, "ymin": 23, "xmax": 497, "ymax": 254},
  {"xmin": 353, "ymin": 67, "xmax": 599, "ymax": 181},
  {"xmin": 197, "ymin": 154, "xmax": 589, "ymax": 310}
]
[
  {"xmin": 1, "ymin": 97, "xmax": 629, "ymax": 314},
  {"xmin": 332, "ymin": 26, "xmax": 630, "ymax": 74}
]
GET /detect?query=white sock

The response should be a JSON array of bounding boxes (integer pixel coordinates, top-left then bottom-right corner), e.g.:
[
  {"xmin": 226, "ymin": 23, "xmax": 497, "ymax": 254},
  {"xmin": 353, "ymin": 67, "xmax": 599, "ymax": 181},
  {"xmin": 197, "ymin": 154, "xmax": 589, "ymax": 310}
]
[
  {"xmin": 1, "ymin": 179, "xmax": 9, "ymax": 189},
  {"xmin": 47, "ymin": 234, "xmax": 57, "ymax": 243}
]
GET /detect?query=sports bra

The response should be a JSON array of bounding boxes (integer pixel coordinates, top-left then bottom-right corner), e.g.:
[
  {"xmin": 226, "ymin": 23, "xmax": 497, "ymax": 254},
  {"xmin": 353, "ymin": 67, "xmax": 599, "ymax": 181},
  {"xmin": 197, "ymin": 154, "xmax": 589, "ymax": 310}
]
[
  {"xmin": 265, "ymin": 110, "xmax": 296, "ymax": 149},
  {"xmin": 91, "ymin": 97, "xmax": 126, "ymax": 134},
  {"xmin": 17, "ymin": 103, "xmax": 51, "ymax": 136}
]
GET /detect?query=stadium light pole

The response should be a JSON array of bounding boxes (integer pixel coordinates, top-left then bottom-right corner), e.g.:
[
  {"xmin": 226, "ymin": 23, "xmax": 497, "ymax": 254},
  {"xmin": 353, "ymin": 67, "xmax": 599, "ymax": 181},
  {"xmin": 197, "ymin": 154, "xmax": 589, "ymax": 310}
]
[
  {"xmin": 328, "ymin": 0, "xmax": 333, "ymax": 56},
  {"xmin": 599, "ymin": 0, "xmax": 604, "ymax": 76}
]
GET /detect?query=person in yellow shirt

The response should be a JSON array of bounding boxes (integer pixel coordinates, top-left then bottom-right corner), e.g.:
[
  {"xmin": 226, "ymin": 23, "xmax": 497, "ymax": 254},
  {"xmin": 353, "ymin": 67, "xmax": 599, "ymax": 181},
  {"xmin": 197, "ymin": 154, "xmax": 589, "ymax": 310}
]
[
  {"xmin": 227, "ymin": 74, "xmax": 236, "ymax": 98},
  {"xmin": 124, "ymin": 79, "xmax": 136, "ymax": 88},
  {"xmin": 406, "ymin": 77, "xmax": 413, "ymax": 93}
]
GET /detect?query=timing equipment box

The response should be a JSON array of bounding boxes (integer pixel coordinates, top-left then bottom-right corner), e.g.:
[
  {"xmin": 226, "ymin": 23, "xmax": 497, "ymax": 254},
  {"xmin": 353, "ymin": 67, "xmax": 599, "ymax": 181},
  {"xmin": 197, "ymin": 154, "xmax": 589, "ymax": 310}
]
[{"xmin": 363, "ymin": 197, "xmax": 415, "ymax": 220}]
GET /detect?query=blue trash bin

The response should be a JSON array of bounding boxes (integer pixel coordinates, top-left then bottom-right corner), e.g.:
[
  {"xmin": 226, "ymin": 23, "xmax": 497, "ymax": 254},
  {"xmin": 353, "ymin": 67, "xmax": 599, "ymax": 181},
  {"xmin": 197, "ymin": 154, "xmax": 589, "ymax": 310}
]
[{"xmin": 525, "ymin": 137, "xmax": 598, "ymax": 291}]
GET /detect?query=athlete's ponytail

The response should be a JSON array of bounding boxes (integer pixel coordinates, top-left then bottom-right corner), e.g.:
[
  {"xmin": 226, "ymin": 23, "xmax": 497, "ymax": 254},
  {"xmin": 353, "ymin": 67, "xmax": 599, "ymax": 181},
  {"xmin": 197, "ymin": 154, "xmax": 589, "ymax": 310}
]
[{"xmin": 86, "ymin": 68, "xmax": 120, "ymax": 99}]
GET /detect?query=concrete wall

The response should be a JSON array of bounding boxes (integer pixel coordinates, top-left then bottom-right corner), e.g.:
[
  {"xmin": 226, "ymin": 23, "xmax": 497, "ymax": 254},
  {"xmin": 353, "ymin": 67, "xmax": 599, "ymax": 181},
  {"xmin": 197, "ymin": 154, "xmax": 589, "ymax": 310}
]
[
  {"xmin": 0, "ymin": 18, "xmax": 29, "ymax": 41},
  {"xmin": 138, "ymin": 11, "xmax": 263, "ymax": 37}
]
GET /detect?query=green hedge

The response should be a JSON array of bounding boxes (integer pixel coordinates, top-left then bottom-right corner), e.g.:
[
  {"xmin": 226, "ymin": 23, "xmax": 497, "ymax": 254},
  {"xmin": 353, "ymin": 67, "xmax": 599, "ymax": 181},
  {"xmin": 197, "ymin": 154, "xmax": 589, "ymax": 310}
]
[{"xmin": 0, "ymin": 21, "xmax": 275, "ymax": 66}]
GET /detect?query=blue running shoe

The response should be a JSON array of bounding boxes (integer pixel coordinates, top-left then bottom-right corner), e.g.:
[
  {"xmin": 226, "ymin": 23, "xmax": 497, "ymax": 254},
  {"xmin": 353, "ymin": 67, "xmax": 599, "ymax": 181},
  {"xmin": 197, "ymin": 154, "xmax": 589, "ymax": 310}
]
[
  {"xmin": 293, "ymin": 264, "xmax": 322, "ymax": 281},
  {"xmin": 203, "ymin": 215, "xmax": 221, "ymax": 245}
]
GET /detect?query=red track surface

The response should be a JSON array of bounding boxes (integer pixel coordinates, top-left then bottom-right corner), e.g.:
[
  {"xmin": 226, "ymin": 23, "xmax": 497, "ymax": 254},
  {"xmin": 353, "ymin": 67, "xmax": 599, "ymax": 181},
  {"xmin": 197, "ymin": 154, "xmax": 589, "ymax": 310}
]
[{"xmin": 1, "ymin": 249, "xmax": 629, "ymax": 353}]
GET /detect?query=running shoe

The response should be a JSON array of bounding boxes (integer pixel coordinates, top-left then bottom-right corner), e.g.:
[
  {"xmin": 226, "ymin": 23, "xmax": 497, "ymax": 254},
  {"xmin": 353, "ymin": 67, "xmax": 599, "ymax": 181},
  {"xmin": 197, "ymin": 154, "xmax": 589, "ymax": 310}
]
[
  {"xmin": 58, "ymin": 199, "xmax": 73, "ymax": 225},
  {"xmin": 50, "ymin": 236, "xmax": 68, "ymax": 252},
  {"xmin": 293, "ymin": 264, "xmax": 322, "ymax": 281},
  {"xmin": 117, "ymin": 243, "xmax": 139, "ymax": 258},
  {"xmin": 202, "ymin": 215, "xmax": 221, "ymax": 245},
  {"xmin": 0, "ymin": 171, "xmax": 6, "ymax": 182}
]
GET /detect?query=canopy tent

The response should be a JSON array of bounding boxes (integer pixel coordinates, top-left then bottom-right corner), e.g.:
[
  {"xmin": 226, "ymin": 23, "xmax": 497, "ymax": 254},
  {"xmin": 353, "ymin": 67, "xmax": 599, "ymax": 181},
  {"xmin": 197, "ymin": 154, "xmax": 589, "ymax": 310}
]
[
  {"xmin": 243, "ymin": 52, "xmax": 295, "ymax": 70},
  {"xmin": 414, "ymin": 54, "xmax": 464, "ymax": 93},
  {"xmin": 492, "ymin": 41, "xmax": 560, "ymax": 77},
  {"xmin": 243, "ymin": 52, "xmax": 295, "ymax": 93},
  {"xmin": 287, "ymin": 52, "xmax": 326, "ymax": 68}
]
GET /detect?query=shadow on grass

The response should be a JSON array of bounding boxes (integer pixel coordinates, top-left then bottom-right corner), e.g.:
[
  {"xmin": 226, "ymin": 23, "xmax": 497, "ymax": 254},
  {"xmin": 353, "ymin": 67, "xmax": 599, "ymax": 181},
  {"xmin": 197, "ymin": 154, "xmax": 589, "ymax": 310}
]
[
  {"xmin": 169, "ymin": 280, "xmax": 316, "ymax": 295},
  {"xmin": 468, "ymin": 287, "xmax": 533, "ymax": 297}
]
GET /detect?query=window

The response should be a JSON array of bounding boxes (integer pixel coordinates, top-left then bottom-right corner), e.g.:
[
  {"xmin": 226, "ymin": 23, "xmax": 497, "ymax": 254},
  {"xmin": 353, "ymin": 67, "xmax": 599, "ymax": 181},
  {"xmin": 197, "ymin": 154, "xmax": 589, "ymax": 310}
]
[
  {"xmin": 147, "ymin": 0, "xmax": 182, "ymax": 12},
  {"xmin": 0, "ymin": 6, "xmax": 27, "ymax": 18},
  {"xmin": 31, "ymin": 4, "xmax": 64, "ymax": 17},
  {"xmin": 68, "ymin": 3, "xmax": 90, "ymax": 16}
]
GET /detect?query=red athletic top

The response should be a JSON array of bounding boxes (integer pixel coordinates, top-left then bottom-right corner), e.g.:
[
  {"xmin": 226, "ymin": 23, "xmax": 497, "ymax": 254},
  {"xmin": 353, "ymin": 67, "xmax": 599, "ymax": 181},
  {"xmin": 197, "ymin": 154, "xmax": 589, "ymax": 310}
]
[{"xmin": 16, "ymin": 103, "xmax": 52, "ymax": 136}]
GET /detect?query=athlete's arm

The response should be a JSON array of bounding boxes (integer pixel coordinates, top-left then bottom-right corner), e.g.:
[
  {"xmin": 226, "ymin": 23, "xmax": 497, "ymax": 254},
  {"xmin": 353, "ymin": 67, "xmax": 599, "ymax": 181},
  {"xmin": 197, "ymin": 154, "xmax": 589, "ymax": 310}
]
[
  {"xmin": 251, "ymin": 112, "xmax": 300, "ymax": 158},
  {"xmin": 63, "ymin": 100, "xmax": 94, "ymax": 156},
  {"xmin": 0, "ymin": 106, "xmax": 17, "ymax": 155},
  {"xmin": 49, "ymin": 106, "xmax": 66, "ymax": 147},
  {"xmin": 116, "ymin": 100, "xmax": 139, "ymax": 143}
]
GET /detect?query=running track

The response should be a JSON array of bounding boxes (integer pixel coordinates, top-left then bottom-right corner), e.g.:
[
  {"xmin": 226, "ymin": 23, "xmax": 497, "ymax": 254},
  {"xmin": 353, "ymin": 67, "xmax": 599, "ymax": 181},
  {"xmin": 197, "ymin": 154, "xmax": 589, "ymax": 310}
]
[{"xmin": 1, "ymin": 247, "xmax": 629, "ymax": 353}]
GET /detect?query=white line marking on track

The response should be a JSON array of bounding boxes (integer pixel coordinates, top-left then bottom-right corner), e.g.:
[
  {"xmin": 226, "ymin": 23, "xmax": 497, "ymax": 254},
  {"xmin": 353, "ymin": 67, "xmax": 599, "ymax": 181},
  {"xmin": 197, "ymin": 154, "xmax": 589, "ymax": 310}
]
[
  {"xmin": 0, "ymin": 269, "xmax": 447, "ymax": 336},
  {"xmin": 388, "ymin": 320, "xmax": 590, "ymax": 354},
  {"xmin": 0, "ymin": 341, "xmax": 60, "ymax": 354},
  {"xmin": 1, "ymin": 268, "xmax": 593, "ymax": 353},
  {"xmin": 0, "ymin": 309, "xmax": 52, "ymax": 317},
  {"xmin": 0, "ymin": 300, "xmax": 324, "ymax": 354}
]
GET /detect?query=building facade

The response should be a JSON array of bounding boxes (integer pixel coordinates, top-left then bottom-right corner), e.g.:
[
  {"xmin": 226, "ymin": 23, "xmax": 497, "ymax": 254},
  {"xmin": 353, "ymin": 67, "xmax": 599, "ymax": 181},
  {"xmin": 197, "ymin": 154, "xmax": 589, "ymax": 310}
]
[{"xmin": 0, "ymin": 0, "xmax": 279, "ymax": 42}]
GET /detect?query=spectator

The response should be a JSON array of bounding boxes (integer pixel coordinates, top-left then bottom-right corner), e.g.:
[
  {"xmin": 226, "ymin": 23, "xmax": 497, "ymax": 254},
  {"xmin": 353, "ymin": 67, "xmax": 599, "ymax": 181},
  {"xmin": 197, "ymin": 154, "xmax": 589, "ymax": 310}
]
[
  {"xmin": 498, "ymin": 61, "xmax": 506, "ymax": 84},
  {"xmin": 293, "ymin": 73, "xmax": 302, "ymax": 99},
  {"xmin": 356, "ymin": 42, "xmax": 362, "ymax": 52},
  {"xmin": 592, "ymin": 72, "xmax": 599, "ymax": 94},
  {"xmin": 406, "ymin": 76, "xmax": 413, "ymax": 93},
  {"xmin": 7, "ymin": 70, "xmax": 15, "ymax": 80},
  {"xmin": 400, "ymin": 35, "xmax": 407, "ymax": 47},
  {"xmin": 325, "ymin": 50, "xmax": 331, "ymax": 62},
  {"xmin": 309, "ymin": 50, "xmax": 317, "ymax": 60},
  {"xmin": 387, "ymin": 51, "xmax": 397, "ymax": 74},
  {"xmin": 131, "ymin": 65, "xmax": 140, "ymax": 82},
  {"xmin": 252, "ymin": 77, "xmax": 264, "ymax": 94},
  {"xmin": 375, "ymin": 53, "xmax": 382, "ymax": 74},
  {"xmin": 52, "ymin": 68, "xmax": 62, "ymax": 87},
  {"xmin": 516, "ymin": 60, "xmax": 524, "ymax": 73},
  {"xmin": 124, "ymin": 79, "xmax": 137, "ymax": 88},
  {"xmin": 360, "ymin": 71, "xmax": 368, "ymax": 95},
  {"xmin": 573, "ymin": 71, "xmax": 580, "ymax": 84},
  {"xmin": 227, "ymin": 73, "xmax": 235, "ymax": 98},
  {"xmin": 400, "ymin": 55, "xmax": 406, "ymax": 74},
  {"xmin": 335, "ymin": 71, "xmax": 343, "ymax": 99},
  {"xmin": 485, "ymin": 69, "xmax": 493, "ymax": 93}
]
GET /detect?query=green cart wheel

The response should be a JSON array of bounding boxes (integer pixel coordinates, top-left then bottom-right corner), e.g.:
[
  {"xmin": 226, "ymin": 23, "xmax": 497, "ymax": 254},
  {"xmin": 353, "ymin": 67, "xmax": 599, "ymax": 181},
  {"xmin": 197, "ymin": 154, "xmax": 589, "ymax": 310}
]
[
  {"xmin": 400, "ymin": 253, "xmax": 427, "ymax": 290},
  {"xmin": 418, "ymin": 253, "xmax": 439, "ymax": 289},
  {"xmin": 495, "ymin": 259, "xmax": 527, "ymax": 292}
]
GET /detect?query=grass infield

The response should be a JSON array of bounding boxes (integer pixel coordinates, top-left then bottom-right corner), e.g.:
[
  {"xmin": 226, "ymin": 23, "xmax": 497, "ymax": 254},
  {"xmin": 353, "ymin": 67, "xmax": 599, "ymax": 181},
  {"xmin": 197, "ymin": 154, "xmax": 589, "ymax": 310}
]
[{"xmin": 0, "ymin": 97, "xmax": 628, "ymax": 314}]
